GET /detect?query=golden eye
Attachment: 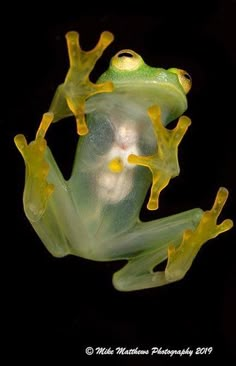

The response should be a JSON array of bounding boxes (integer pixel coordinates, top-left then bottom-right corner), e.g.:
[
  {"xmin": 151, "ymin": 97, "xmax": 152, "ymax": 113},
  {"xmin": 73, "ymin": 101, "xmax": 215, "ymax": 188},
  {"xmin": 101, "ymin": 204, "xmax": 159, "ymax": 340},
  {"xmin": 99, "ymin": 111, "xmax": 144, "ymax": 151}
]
[
  {"xmin": 111, "ymin": 49, "xmax": 144, "ymax": 71},
  {"xmin": 169, "ymin": 68, "xmax": 192, "ymax": 94}
]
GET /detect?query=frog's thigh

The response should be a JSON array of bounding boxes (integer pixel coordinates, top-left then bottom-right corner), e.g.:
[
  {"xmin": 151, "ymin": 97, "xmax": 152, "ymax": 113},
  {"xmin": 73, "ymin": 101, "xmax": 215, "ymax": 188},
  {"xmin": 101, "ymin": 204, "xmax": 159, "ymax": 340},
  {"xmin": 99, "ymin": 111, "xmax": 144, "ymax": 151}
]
[
  {"xmin": 103, "ymin": 208, "xmax": 203, "ymax": 259},
  {"xmin": 29, "ymin": 148, "xmax": 90, "ymax": 257},
  {"xmin": 112, "ymin": 208, "xmax": 203, "ymax": 291}
]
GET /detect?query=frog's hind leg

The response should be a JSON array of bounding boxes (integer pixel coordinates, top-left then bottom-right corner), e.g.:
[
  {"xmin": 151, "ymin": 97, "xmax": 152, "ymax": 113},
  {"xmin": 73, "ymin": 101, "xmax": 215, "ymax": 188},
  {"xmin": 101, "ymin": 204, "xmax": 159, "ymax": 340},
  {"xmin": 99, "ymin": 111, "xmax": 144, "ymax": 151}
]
[
  {"xmin": 112, "ymin": 188, "xmax": 233, "ymax": 291},
  {"xmin": 14, "ymin": 113, "xmax": 91, "ymax": 257}
]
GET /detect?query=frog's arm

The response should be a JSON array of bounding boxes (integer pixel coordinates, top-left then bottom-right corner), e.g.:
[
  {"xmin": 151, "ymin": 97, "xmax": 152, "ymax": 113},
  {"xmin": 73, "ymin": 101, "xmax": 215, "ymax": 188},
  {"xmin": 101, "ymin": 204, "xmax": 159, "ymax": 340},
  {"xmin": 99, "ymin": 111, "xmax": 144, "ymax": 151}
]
[
  {"xmin": 111, "ymin": 188, "xmax": 233, "ymax": 291},
  {"xmin": 128, "ymin": 105, "xmax": 191, "ymax": 210},
  {"xmin": 48, "ymin": 31, "xmax": 114, "ymax": 135},
  {"xmin": 14, "ymin": 114, "xmax": 92, "ymax": 257}
]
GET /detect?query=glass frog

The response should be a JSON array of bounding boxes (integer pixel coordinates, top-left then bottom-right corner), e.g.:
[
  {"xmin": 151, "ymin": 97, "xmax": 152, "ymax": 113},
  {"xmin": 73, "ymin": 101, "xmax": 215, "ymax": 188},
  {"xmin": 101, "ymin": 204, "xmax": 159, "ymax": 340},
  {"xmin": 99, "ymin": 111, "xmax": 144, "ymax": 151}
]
[{"xmin": 15, "ymin": 31, "xmax": 233, "ymax": 291}]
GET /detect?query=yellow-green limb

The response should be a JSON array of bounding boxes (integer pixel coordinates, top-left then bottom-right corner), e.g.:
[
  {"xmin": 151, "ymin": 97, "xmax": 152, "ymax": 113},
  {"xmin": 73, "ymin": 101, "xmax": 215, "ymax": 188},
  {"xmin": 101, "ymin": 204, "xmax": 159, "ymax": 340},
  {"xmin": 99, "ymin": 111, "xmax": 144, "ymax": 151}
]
[
  {"xmin": 128, "ymin": 105, "xmax": 191, "ymax": 210},
  {"xmin": 50, "ymin": 31, "xmax": 114, "ymax": 136},
  {"xmin": 14, "ymin": 113, "xmax": 54, "ymax": 221},
  {"xmin": 165, "ymin": 187, "xmax": 233, "ymax": 282}
]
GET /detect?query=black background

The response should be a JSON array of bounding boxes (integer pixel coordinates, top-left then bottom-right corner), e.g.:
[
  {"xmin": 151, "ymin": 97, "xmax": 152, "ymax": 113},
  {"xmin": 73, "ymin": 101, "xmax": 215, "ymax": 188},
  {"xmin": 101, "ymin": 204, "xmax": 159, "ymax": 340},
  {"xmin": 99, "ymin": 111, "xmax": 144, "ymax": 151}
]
[{"xmin": 2, "ymin": 5, "xmax": 236, "ymax": 365}]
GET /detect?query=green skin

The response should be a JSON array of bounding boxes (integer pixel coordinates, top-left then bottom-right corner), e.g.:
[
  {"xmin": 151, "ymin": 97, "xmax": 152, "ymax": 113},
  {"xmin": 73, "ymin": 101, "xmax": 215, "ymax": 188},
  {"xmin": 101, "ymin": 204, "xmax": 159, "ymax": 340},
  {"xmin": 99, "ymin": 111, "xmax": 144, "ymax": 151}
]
[{"xmin": 15, "ymin": 33, "xmax": 232, "ymax": 291}]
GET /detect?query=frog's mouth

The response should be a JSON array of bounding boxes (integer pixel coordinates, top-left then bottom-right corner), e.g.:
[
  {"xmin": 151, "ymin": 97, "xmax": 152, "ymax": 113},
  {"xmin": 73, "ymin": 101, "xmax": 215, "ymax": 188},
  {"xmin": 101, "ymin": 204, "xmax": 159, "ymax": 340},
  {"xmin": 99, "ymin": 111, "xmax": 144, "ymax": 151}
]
[
  {"xmin": 85, "ymin": 84, "xmax": 187, "ymax": 126},
  {"xmin": 117, "ymin": 82, "xmax": 188, "ymax": 124}
]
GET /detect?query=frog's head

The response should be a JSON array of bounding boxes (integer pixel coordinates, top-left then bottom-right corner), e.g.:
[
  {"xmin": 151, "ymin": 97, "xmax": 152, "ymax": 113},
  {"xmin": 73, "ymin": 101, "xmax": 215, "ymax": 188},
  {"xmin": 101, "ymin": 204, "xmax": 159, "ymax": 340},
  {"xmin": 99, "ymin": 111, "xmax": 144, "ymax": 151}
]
[{"xmin": 97, "ymin": 49, "xmax": 192, "ymax": 124}]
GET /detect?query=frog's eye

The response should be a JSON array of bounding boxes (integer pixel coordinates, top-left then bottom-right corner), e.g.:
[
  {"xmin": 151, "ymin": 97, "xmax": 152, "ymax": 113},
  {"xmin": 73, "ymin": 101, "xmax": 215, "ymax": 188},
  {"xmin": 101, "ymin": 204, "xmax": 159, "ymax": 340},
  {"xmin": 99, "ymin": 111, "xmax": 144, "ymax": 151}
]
[
  {"xmin": 169, "ymin": 68, "xmax": 192, "ymax": 94},
  {"xmin": 111, "ymin": 49, "xmax": 144, "ymax": 71}
]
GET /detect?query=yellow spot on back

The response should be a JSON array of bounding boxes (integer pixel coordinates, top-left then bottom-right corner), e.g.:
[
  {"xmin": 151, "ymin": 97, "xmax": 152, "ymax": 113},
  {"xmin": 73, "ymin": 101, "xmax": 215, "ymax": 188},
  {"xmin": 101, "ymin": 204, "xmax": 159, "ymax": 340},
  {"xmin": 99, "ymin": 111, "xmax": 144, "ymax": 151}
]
[{"xmin": 108, "ymin": 158, "xmax": 124, "ymax": 173}]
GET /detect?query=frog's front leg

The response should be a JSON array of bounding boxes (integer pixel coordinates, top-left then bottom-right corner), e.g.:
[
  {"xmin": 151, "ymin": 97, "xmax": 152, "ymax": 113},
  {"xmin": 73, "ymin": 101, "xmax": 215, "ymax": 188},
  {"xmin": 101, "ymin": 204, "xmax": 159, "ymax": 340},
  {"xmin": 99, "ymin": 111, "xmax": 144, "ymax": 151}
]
[
  {"xmin": 111, "ymin": 188, "xmax": 232, "ymax": 291},
  {"xmin": 49, "ymin": 31, "xmax": 114, "ymax": 135},
  {"xmin": 14, "ymin": 113, "xmax": 91, "ymax": 257}
]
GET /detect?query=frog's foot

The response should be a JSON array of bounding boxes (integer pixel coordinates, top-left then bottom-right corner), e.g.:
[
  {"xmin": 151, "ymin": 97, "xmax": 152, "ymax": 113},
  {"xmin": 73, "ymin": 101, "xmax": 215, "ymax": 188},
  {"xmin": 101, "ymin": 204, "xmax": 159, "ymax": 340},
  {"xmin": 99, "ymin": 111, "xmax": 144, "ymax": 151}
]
[
  {"xmin": 128, "ymin": 105, "xmax": 191, "ymax": 210},
  {"xmin": 165, "ymin": 187, "xmax": 233, "ymax": 282},
  {"xmin": 14, "ymin": 113, "xmax": 54, "ymax": 222},
  {"xmin": 113, "ymin": 188, "xmax": 233, "ymax": 291},
  {"xmin": 49, "ymin": 31, "xmax": 114, "ymax": 135}
]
